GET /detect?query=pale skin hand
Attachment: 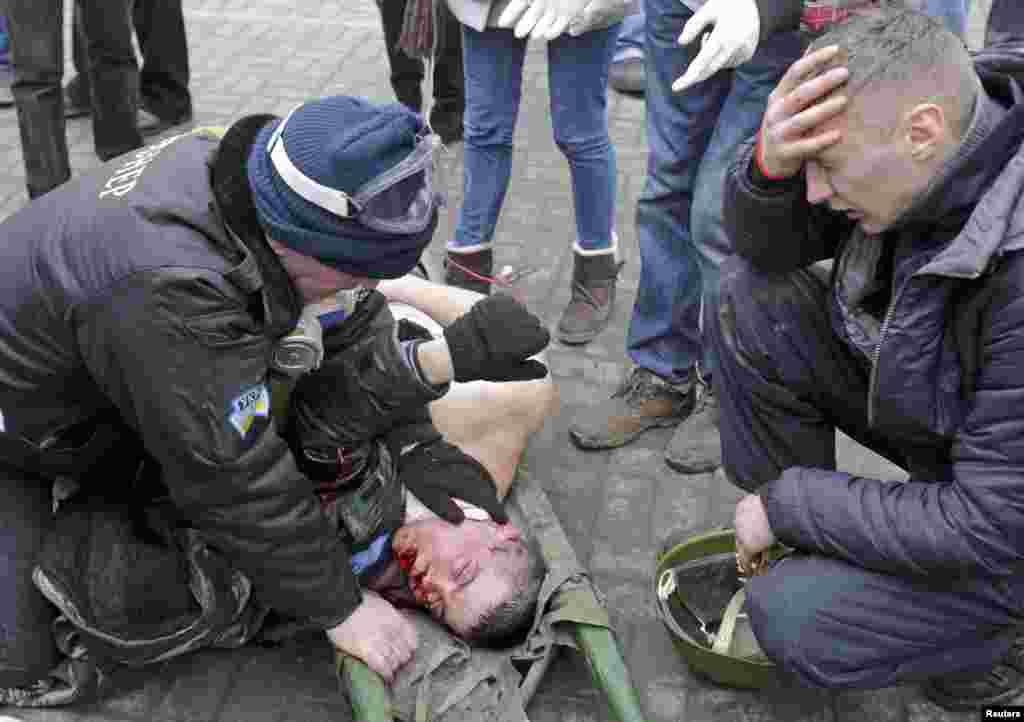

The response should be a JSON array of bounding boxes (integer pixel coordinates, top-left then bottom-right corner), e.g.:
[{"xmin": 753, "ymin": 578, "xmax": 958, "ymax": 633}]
[
  {"xmin": 758, "ymin": 45, "xmax": 850, "ymax": 179},
  {"xmin": 734, "ymin": 494, "xmax": 776, "ymax": 573},
  {"xmin": 325, "ymin": 590, "xmax": 418, "ymax": 683}
]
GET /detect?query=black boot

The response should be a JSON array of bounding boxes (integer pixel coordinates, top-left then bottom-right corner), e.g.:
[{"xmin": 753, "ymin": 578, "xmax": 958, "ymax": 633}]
[
  {"xmin": 444, "ymin": 246, "xmax": 493, "ymax": 296},
  {"xmin": 556, "ymin": 249, "xmax": 622, "ymax": 345}
]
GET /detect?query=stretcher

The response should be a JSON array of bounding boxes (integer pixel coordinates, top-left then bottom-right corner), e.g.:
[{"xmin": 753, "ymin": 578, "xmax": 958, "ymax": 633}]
[{"xmin": 336, "ymin": 467, "xmax": 650, "ymax": 722}]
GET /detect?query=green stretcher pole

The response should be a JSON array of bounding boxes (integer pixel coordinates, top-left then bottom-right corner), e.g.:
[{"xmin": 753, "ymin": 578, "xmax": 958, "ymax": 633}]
[
  {"xmin": 336, "ymin": 651, "xmax": 393, "ymax": 722},
  {"xmin": 574, "ymin": 623, "xmax": 650, "ymax": 722}
]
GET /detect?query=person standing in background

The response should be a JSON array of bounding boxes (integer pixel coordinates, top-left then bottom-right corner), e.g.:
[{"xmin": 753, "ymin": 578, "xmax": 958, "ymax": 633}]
[
  {"xmin": 568, "ymin": 0, "xmax": 970, "ymax": 475},
  {"xmin": 64, "ymin": 0, "xmax": 193, "ymax": 136},
  {"xmin": 443, "ymin": 0, "xmax": 629, "ymax": 347},
  {"xmin": 5, "ymin": 0, "xmax": 143, "ymax": 199},
  {"xmin": 376, "ymin": 0, "xmax": 465, "ymax": 145}
]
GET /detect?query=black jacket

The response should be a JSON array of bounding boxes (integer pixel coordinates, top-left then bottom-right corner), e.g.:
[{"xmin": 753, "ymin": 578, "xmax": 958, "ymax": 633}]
[{"xmin": 0, "ymin": 123, "xmax": 439, "ymax": 629}]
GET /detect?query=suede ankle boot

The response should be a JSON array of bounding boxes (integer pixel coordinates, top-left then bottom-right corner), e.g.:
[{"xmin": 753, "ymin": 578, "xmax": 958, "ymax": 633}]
[{"xmin": 557, "ymin": 248, "xmax": 622, "ymax": 345}]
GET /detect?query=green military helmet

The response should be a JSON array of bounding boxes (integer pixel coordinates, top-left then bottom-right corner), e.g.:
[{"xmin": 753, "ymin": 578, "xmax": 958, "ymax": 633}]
[{"xmin": 654, "ymin": 527, "xmax": 782, "ymax": 689}]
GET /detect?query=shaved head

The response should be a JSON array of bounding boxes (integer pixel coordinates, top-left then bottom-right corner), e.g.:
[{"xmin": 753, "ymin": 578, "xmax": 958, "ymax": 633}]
[{"xmin": 807, "ymin": 6, "xmax": 979, "ymax": 141}]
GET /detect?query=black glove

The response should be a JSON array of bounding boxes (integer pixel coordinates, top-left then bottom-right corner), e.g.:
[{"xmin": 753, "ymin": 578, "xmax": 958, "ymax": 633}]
[
  {"xmin": 385, "ymin": 423, "xmax": 509, "ymax": 525},
  {"xmin": 290, "ymin": 311, "xmax": 444, "ymax": 452},
  {"xmin": 442, "ymin": 294, "xmax": 550, "ymax": 383}
]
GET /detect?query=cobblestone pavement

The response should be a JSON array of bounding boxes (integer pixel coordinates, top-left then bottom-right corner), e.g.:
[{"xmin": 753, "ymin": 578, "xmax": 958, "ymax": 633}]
[{"xmin": 0, "ymin": 1, "xmax": 999, "ymax": 721}]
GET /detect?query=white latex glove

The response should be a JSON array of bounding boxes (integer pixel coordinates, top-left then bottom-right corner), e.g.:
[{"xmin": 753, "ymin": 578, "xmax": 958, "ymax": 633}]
[
  {"xmin": 672, "ymin": 0, "xmax": 760, "ymax": 93},
  {"xmin": 568, "ymin": 0, "xmax": 630, "ymax": 37},
  {"xmin": 325, "ymin": 590, "xmax": 418, "ymax": 683},
  {"xmin": 497, "ymin": 0, "xmax": 592, "ymax": 40}
]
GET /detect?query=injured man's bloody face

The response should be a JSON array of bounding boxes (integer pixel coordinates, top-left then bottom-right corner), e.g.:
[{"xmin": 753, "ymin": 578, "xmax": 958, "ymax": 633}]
[{"xmin": 389, "ymin": 519, "xmax": 539, "ymax": 642}]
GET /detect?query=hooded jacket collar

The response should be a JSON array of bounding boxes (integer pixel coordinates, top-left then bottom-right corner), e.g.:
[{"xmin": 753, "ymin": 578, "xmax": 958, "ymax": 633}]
[{"xmin": 909, "ymin": 69, "xmax": 1024, "ymax": 279}]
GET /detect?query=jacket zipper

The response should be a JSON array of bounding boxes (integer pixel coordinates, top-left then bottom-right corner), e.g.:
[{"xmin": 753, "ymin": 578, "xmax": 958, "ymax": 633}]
[{"xmin": 867, "ymin": 287, "xmax": 902, "ymax": 428}]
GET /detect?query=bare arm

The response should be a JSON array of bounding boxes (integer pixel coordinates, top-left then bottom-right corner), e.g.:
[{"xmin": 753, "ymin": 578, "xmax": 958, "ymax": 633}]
[{"xmin": 376, "ymin": 274, "xmax": 486, "ymax": 326}]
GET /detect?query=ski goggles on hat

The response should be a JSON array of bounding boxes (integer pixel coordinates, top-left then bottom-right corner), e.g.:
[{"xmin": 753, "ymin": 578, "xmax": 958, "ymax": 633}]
[{"xmin": 267, "ymin": 105, "xmax": 444, "ymax": 235}]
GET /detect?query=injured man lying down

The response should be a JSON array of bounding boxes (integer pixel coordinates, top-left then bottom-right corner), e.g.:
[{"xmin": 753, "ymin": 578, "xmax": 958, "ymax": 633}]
[
  {"xmin": 283, "ymin": 283, "xmax": 556, "ymax": 674},
  {"xmin": 25, "ymin": 277, "xmax": 555, "ymax": 705}
]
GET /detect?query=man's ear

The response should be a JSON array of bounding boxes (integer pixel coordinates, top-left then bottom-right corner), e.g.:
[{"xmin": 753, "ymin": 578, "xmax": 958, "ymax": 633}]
[{"xmin": 905, "ymin": 103, "xmax": 948, "ymax": 162}]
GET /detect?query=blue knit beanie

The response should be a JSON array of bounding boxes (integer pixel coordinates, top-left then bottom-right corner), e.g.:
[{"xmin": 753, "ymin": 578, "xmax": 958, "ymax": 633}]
[{"xmin": 248, "ymin": 95, "xmax": 438, "ymax": 279}]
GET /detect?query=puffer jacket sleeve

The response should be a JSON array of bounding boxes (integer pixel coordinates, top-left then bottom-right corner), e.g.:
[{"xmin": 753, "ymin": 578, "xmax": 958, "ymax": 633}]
[
  {"xmin": 727, "ymin": 139, "xmax": 853, "ymax": 271},
  {"xmin": 76, "ymin": 268, "xmax": 363, "ymax": 627},
  {"xmin": 762, "ymin": 253, "xmax": 1024, "ymax": 579}
]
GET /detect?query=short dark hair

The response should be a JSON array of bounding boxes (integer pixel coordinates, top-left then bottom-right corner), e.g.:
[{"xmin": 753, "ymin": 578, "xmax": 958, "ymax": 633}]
[
  {"xmin": 808, "ymin": 5, "xmax": 979, "ymax": 139},
  {"xmin": 463, "ymin": 535, "xmax": 545, "ymax": 648}
]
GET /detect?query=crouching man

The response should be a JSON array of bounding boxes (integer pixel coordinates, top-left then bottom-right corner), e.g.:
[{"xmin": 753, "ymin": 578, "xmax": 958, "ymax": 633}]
[
  {"xmin": 710, "ymin": 8, "xmax": 1024, "ymax": 710},
  {"xmin": 0, "ymin": 94, "xmax": 552, "ymax": 698}
]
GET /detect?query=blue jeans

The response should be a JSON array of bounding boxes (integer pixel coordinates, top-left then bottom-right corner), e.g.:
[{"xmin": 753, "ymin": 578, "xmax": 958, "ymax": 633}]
[
  {"xmin": 454, "ymin": 24, "xmax": 620, "ymax": 252},
  {"xmin": 923, "ymin": 0, "xmax": 968, "ymax": 38},
  {"xmin": 0, "ymin": 16, "xmax": 10, "ymax": 69},
  {"xmin": 627, "ymin": 0, "xmax": 804, "ymax": 383}
]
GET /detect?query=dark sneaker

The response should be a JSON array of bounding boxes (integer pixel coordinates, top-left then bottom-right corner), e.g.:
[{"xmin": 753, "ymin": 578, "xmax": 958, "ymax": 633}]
[
  {"xmin": 444, "ymin": 246, "xmax": 493, "ymax": 296},
  {"xmin": 664, "ymin": 374, "xmax": 721, "ymax": 473},
  {"xmin": 557, "ymin": 250, "xmax": 623, "ymax": 346},
  {"xmin": 924, "ymin": 635, "xmax": 1024, "ymax": 710},
  {"xmin": 569, "ymin": 366, "xmax": 695, "ymax": 450},
  {"xmin": 138, "ymin": 107, "xmax": 193, "ymax": 137}
]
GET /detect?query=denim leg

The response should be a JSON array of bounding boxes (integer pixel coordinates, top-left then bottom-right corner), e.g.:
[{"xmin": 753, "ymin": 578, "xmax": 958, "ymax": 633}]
[
  {"xmin": 453, "ymin": 27, "xmax": 526, "ymax": 249},
  {"xmin": 6, "ymin": 0, "xmax": 71, "ymax": 199},
  {"xmin": 748, "ymin": 553, "xmax": 1020, "ymax": 689},
  {"xmin": 547, "ymin": 24, "xmax": 619, "ymax": 252},
  {"xmin": 921, "ymin": 0, "xmax": 968, "ymax": 38},
  {"xmin": 626, "ymin": 0, "xmax": 731, "ymax": 384},
  {"xmin": 689, "ymin": 29, "xmax": 805, "ymax": 378}
]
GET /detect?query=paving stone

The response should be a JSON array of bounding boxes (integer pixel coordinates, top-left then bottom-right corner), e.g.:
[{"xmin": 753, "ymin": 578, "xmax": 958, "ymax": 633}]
[
  {"xmin": 834, "ymin": 686, "xmax": 912, "ymax": 722},
  {"xmin": 905, "ymin": 695, "xmax": 977, "ymax": 722},
  {"xmin": 149, "ymin": 650, "xmax": 244, "ymax": 722}
]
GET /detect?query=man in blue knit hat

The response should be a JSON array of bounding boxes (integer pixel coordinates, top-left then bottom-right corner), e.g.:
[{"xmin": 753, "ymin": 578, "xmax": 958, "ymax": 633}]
[{"xmin": 0, "ymin": 94, "xmax": 553, "ymax": 699}]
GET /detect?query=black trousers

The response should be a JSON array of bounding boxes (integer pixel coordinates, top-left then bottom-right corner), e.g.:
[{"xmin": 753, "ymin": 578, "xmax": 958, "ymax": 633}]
[
  {"xmin": 375, "ymin": 0, "xmax": 463, "ymax": 115},
  {"xmin": 70, "ymin": 0, "xmax": 192, "ymax": 121},
  {"xmin": 4, "ymin": 0, "xmax": 142, "ymax": 198}
]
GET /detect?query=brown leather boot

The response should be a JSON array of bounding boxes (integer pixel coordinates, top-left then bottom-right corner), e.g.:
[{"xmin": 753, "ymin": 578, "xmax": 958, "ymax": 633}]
[
  {"xmin": 557, "ymin": 249, "xmax": 622, "ymax": 345},
  {"xmin": 568, "ymin": 366, "xmax": 695, "ymax": 449},
  {"xmin": 444, "ymin": 246, "xmax": 493, "ymax": 296}
]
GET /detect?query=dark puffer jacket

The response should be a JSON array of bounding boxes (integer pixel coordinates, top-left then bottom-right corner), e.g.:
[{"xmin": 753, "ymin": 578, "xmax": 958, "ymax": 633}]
[
  {"xmin": 0, "ymin": 121, "xmax": 443, "ymax": 631},
  {"xmin": 724, "ymin": 44, "xmax": 1024, "ymax": 580}
]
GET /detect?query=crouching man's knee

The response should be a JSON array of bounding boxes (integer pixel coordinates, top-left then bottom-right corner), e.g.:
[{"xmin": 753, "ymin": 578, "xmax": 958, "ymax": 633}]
[{"xmin": 746, "ymin": 554, "xmax": 896, "ymax": 690}]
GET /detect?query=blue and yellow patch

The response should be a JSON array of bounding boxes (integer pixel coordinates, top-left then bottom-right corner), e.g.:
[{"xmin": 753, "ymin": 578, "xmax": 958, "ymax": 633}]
[{"xmin": 228, "ymin": 383, "xmax": 270, "ymax": 437}]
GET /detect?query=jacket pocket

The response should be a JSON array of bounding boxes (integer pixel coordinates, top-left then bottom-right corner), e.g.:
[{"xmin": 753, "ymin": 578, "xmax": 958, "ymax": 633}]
[{"xmin": 184, "ymin": 308, "xmax": 267, "ymax": 351}]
